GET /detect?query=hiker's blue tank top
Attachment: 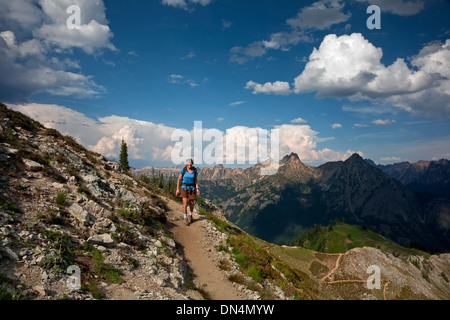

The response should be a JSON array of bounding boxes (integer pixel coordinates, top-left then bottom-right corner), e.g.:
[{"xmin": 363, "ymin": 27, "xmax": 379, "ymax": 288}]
[{"xmin": 180, "ymin": 168, "xmax": 197, "ymax": 190}]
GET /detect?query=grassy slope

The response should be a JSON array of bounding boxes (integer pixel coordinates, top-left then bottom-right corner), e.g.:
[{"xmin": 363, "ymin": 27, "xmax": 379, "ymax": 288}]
[
  {"xmin": 296, "ymin": 222, "xmax": 428, "ymax": 257},
  {"xmin": 199, "ymin": 199, "xmax": 437, "ymax": 299},
  {"xmin": 197, "ymin": 208, "xmax": 322, "ymax": 300}
]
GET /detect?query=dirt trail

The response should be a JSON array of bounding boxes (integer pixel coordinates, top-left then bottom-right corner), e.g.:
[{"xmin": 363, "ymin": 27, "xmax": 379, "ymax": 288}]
[
  {"xmin": 320, "ymin": 252, "xmax": 390, "ymax": 300},
  {"xmin": 320, "ymin": 253, "xmax": 343, "ymax": 282},
  {"xmin": 164, "ymin": 198, "xmax": 246, "ymax": 300}
]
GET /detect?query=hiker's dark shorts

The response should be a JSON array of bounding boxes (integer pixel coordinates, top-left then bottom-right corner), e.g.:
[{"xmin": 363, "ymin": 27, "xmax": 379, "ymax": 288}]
[{"xmin": 180, "ymin": 188, "xmax": 196, "ymax": 200}]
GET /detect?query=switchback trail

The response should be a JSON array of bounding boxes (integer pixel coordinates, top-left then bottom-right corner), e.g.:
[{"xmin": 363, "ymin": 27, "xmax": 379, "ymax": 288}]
[
  {"xmin": 320, "ymin": 252, "xmax": 390, "ymax": 300},
  {"xmin": 164, "ymin": 198, "xmax": 246, "ymax": 300}
]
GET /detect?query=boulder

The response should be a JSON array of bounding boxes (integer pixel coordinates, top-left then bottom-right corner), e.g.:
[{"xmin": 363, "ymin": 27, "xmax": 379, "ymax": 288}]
[
  {"xmin": 23, "ymin": 159, "xmax": 43, "ymax": 172},
  {"xmin": 0, "ymin": 246, "xmax": 19, "ymax": 261},
  {"xmin": 87, "ymin": 233, "xmax": 116, "ymax": 248},
  {"xmin": 33, "ymin": 285, "xmax": 46, "ymax": 296},
  {"xmin": 68, "ymin": 203, "xmax": 93, "ymax": 226},
  {"xmin": 119, "ymin": 188, "xmax": 142, "ymax": 205},
  {"xmin": 84, "ymin": 200, "xmax": 110, "ymax": 218}
]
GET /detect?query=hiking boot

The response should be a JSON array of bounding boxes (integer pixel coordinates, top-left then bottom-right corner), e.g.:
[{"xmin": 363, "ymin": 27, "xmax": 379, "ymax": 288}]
[
  {"xmin": 189, "ymin": 215, "xmax": 194, "ymax": 224},
  {"xmin": 185, "ymin": 217, "xmax": 190, "ymax": 226}
]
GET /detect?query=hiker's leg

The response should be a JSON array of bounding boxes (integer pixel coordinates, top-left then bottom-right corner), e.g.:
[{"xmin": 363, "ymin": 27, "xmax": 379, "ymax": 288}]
[
  {"xmin": 189, "ymin": 199, "xmax": 195, "ymax": 213},
  {"xmin": 182, "ymin": 197, "xmax": 190, "ymax": 225},
  {"xmin": 182, "ymin": 197, "xmax": 188, "ymax": 214},
  {"xmin": 188, "ymin": 199, "xmax": 195, "ymax": 223}
]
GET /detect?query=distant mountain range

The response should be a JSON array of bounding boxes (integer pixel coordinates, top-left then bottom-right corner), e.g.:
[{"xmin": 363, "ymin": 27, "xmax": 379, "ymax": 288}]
[
  {"xmin": 136, "ymin": 153, "xmax": 450, "ymax": 253},
  {"xmin": 365, "ymin": 158, "xmax": 450, "ymax": 198}
]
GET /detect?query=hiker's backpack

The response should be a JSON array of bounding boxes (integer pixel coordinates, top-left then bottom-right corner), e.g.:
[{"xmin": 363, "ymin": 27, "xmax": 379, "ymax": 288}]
[{"xmin": 181, "ymin": 166, "xmax": 197, "ymax": 182}]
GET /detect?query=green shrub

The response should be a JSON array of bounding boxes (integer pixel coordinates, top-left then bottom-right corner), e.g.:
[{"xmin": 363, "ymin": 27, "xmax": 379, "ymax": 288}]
[
  {"xmin": 139, "ymin": 174, "xmax": 151, "ymax": 184},
  {"xmin": 40, "ymin": 229, "xmax": 72, "ymax": 247},
  {"xmin": 38, "ymin": 250, "xmax": 68, "ymax": 274},
  {"xmin": 0, "ymin": 272, "xmax": 23, "ymax": 300},
  {"xmin": 0, "ymin": 103, "xmax": 41, "ymax": 132},
  {"xmin": 63, "ymin": 135, "xmax": 87, "ymax": 153},
  {"xmin": 55, "ymin": 192, "xmax": 66, "ymax": 205},
  {"xmin": 41, "ymin": 209, "xmax": 67, "ymax": 226},
  {"xmin": 117, "ymin": 208, "xmax": 140, "ymax": 222},
  {"xmin": 44, "ymin": 128, "xmax": 63, "ymax": 139},
  {"xmin": 77, "ymin": 185, "xmax": 91, "ymax": 197},
  {"xmin": 232, "ymin": 251, "xmax": 248, "ymax": 268},
  {"xmin": 0, "ymin": 195, "xmax": 21, "ymax": 214},
  {"xmin": 90, "ymin": 248, "xmax": 123, "ymax": 284},
  {"xmin": 66, "ymin": 164, "xmax": 79, "ymax": 179},
  {"xmin": 247, "ymin": 266, "xmax": 263, "ymax": 283}
]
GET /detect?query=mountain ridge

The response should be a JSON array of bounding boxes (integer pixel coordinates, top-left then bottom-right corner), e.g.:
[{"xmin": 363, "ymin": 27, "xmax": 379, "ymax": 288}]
[
  {"xmin": 365, "ymin": 158, "xmax": 450, "ymax": 198},
  {"xmin": 187, "ymin": 152, "xmax": 450, "ymax": 253}
]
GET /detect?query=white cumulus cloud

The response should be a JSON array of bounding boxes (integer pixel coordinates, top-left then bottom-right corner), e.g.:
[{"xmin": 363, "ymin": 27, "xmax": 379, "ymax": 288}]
[
  {"xmin": 245, "ymin": 80, "xmax": 291, "ymax": 96},
  {"xmin": 372, "ymin": 119, "xmax": 395, "ymax": 126},
  {"xmin": 0, "ymin": 0, "xmax": 116, "ymax": 102},
  {"xmin": 33, "ymin": 0, "xmax": 116, "ymax": 54},
  {"xmin": 331, "ymin": 123, "xmax": 342, "ymax": 129},
  {"xmin": 287, "ymin": 0, "xmax": 351, "ymax": 30},
  {"xmin": 380, "ymin": 156, "xmax": 401, "ymax": 162},
  {"xmin": 291, "ymin": 117, "xmax": 308, "ymax": 124},
  {"xmin": 275, "ymin": 124, "xmax": 361, "ymax": 163},
  {"xmin": 294, "ymin": 33, "xmax": 442, "ymax": 99},
  {"xmin": 387, "ymin": 39, "xmax": 450, "ymax": 118},
  {"xmin": 8, "ymin": 103, "xmax": 175, "ymax": 163},
  {"xmin": 248, "ymin": 33, "xmax": 450, "ymax": 119}
]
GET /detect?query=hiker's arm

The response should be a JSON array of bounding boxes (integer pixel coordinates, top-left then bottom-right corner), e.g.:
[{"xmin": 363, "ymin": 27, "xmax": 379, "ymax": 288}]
[
  {"xmin": 176, "ymin": 174, "xmax": 182, "ymax": 195},
  {"xmin": 195, "ymin": 176, "xmax": 200, "ymax": 195}
]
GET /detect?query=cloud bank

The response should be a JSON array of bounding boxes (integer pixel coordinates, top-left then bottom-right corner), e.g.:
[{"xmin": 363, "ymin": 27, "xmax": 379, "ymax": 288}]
[
  {"xmin": 0, "ymin": 0, "xmax": 116, "ymax": 102},
  {"xmin": 247, "ymin": 33, "xmax": 450, "ymax": 118},
  {"xmin": 8, "ymin": 103, "xmax": 358, "ymax": 166}
]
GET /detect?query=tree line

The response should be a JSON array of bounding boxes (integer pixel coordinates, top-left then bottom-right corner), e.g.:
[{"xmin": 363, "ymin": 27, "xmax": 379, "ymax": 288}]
[
  {"xmin": 120, "ymin": 139, "xmax": 177, "ymax": 195},
  {"xmin": 139, "ymin": 168, "xmax": 178, "ymax": 195}
]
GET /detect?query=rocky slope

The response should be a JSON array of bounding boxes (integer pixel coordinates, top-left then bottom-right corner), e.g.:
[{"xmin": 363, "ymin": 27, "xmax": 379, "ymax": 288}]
[
  {"xmin": 0, "ymin": 104, "xmax": 186, "ymax": 299},
  {"xmin": 0, "ymin": 103, "xmax": 259, "ymax": 300}
]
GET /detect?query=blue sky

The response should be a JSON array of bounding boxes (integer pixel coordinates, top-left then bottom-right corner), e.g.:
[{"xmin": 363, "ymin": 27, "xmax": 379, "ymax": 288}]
[{"xmin": 1, "ymin": 0, "xmax": 449, "ymax": 168}]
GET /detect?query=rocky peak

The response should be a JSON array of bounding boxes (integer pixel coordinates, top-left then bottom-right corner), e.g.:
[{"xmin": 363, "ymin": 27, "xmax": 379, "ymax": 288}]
[
  {"xmin": 344, "ymin": 153, "xmax": 366, "ymax": 165},
  {"xmin": 280, "ymin": 152, "xmax": 301, "ymax": 165}
]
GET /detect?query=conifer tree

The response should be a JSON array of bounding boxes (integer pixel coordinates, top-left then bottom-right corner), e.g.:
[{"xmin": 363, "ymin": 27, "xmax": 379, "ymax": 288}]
[{"xmin": 119, "ymin": 138, "xmax": 130, "ymax": 170}]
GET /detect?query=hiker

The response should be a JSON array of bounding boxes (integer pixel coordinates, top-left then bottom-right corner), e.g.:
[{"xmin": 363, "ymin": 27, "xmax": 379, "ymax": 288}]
[{"xmin": 176, "ymin": 158, "xmax": 200, "ymax": 226}]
